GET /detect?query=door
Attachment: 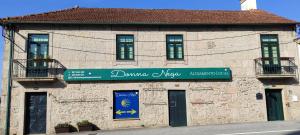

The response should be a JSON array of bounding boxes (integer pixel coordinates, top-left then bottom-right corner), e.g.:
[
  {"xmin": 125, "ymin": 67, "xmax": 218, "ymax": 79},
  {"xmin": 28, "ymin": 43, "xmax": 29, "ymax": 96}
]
[
  {"xmin": 261, "ymin": 35, "xmax": 281, "ymax": 74},
  {"xmin": 25, "ymin": 93, "xmax": 47, "ymax": 134},
  {"xmin": 265, "ymin": 89, "xmax": 284, "ymax": 121},
  {"xmin": 168, "ymin": 90, "xmax": 187, "ymax": 127},
  {"xmin": 27, "ymin": 34, "xmax": 49, "ymax": 77}
]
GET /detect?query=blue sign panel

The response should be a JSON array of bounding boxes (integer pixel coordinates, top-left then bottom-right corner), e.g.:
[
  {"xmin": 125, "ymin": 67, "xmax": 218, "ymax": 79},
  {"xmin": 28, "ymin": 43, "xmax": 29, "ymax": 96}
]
[{"xmin": 114, "ymin": 91, "xmax": 139, "ymax": 119}]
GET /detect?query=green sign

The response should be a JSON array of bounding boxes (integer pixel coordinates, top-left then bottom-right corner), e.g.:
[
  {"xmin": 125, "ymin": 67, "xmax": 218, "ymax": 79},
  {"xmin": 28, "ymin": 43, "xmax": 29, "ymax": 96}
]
[{"xmin": 64, "ymin": 68, "xmax": 231, "ymax": 81}]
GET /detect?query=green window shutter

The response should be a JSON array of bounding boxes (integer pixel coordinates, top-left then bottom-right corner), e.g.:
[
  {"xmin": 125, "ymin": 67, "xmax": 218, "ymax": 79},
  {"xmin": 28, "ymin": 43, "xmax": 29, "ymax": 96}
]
[
  {"xmin": 120, "ymin": 44, "xmax": 125, "ymax": 60},
  {"xmin": 176, "ymin": 43, "xmax": 183, "ymax": 59},
  {"xmin": 128, "ymin": 44, "xmax": 134, "ymax": 60},
  {"xmin": 169, "ymin": 44, "xmax": 175, "ymax": 59}
]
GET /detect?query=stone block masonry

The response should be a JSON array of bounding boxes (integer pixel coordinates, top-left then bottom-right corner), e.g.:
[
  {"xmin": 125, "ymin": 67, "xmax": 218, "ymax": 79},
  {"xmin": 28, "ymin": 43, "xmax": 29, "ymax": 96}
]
[{"xmin": 1, "ymin": 25, "xmax": 300, "ymax": 135}]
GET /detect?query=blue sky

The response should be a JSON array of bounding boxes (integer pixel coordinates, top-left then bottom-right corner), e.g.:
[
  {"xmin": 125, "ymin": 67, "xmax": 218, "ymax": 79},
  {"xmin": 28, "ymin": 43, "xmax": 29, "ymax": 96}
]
[{"xmin": 0, "ymin": 0, "xmax": 299, "ymax": 90}]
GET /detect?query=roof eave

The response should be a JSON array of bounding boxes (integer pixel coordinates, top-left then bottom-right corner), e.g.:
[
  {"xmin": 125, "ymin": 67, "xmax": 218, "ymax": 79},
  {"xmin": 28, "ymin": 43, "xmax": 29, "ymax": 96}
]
[{"xmin": 1, "ymin": 21, "xmax": 298, "ymax": 26}]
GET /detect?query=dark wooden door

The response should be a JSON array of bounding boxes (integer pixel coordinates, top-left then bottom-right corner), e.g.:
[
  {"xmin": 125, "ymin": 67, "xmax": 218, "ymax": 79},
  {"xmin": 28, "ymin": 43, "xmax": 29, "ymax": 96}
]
[
  {"xmin": 265, "ymin": 89, "xmax": 284, "ymax": 121},
  {"xmin": 168, "ymin": 90, "xmax": 187, "ymax": 127},
  {"xmin": 25, "ymin": 93, "xmax": 47, "ymax": 134}
]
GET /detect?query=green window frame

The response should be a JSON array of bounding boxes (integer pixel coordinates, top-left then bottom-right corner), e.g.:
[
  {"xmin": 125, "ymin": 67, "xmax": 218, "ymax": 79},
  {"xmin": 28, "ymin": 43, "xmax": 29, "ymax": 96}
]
[
  {"xmin": 260, "ymin": 34, "xmax": 281, "ymax": 74},
  {"xmin": 116, "ymin": 35, "xmax": 134, "ymax": 60},
  {"xmin": 166, "ymin": 35, "xmax": 184, "ymax": 60},
  {"xmin": 260, "ymin": 34, "xmax": 280, "ymax": 65}
]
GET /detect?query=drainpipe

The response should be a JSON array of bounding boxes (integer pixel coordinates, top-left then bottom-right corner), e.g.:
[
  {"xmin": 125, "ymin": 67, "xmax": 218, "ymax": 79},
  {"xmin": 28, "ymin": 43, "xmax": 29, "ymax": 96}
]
[{"xmin": 3, "ymin": 25, "xmax": 14, "ymax": 135}]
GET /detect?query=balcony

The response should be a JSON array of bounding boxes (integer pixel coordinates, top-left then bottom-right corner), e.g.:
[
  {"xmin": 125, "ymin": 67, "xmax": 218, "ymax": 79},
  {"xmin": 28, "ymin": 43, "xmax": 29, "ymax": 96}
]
[
  {"xmin": 255, "ymin": 57, "xmax": 298, "ymax": 79},
  {"xmin": 13, "ymin": 59, "xmax": 65, "ymax": 82}
]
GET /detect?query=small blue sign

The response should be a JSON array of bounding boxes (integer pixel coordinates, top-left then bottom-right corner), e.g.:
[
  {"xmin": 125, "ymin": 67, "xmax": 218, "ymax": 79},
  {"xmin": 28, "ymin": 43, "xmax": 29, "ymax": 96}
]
[{"xmin": 114, "ymin": 91, "xmax": 139, "ymax": 119}]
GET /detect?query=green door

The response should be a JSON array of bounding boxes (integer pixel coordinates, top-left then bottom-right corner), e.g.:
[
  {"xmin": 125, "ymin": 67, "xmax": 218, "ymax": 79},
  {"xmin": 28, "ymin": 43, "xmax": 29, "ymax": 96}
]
[
  {"xmin": 260, "ymin": 35, "xmax": 281, "ymax": 74},
  {"xmin": 265, "ymin": 89, "xmax": 284, "ymax": 121},
  {"xmin": 168, "ymin": 90, "xmax": 187, "ymax": 127}
]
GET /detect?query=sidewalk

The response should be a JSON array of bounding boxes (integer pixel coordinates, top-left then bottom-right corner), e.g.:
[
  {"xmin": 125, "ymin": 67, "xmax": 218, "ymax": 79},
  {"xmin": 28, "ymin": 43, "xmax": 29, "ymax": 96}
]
[{"xmin": 59, "ymin": 121, "xmax": 300, "ymax": 135}]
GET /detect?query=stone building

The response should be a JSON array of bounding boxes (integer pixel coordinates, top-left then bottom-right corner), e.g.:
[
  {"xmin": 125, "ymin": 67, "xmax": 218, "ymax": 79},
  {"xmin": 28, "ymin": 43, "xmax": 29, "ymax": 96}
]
[{"xmin": 0, "ymin": 0, "xmax": 300, "ymax": 135}]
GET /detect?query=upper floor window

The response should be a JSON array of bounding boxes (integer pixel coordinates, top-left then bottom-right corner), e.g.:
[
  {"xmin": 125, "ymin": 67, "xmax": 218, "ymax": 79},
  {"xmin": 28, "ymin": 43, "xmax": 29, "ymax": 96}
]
[
  {"xmin": 28, "ymin": 34, "xmax": 49, "ymax": 60},
  {"xmin": 116, "ymin": 35, "xmax": 134, "ymax": 60},
  {"xmin": 260, "ymin": 34, "xmax": 281, "ymax": 74},
  {"xmin": 260, "ymin": 34, "xmax": 280, "ymax": 61},
  {"xmin": 27, "ymin": 34, "xmax": 49, "ymax": 77},
  {"xmin": 166, "ymin": 35, "xmax": 184, "ymax": 60}
]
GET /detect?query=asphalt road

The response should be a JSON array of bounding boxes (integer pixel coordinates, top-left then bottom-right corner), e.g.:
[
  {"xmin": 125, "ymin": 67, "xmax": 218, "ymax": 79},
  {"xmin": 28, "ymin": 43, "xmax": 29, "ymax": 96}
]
[{"xmin": 62, "ymin": 121, "xmax": 300, "ymax": 135}]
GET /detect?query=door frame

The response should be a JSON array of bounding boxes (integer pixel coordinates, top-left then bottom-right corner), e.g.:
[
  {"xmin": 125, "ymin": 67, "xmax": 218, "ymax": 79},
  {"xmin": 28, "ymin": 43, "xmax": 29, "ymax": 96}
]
[
  {"xmin": 168, "ymin": 90, "xmax": 187, "ymax": 127},
  {"xmin": 265, "ymin": 89, "xmax": 285, "ymax": 121},
  {"xmin": 24, "ymin": 92, "xmax": 48, "ymax": 134}
]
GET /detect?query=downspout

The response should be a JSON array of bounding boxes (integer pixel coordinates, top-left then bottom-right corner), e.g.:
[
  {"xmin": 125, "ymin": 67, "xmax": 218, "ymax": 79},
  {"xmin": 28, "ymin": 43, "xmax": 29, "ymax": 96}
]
[{"xmin": 2, "ymin": 24, "xmax": 14, "ymax": 135}]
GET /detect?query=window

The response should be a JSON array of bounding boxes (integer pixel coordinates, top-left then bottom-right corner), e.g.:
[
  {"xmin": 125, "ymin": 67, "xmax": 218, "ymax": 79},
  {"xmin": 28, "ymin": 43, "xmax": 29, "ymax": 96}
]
[
  {"xmin": 261, "ymin": 34, "xmax": 280, "ymax": 64},
  {"xmin": 260, "ymin": 34, "xmax": 281, "ymax": 74},
  {"xmin": 28, "ymin": 34, "xmax": 49, "ymax": 60},
  {"xmin": 116, "ymin": 35, "xmax": 134, "ymax": 60},
  {"xmin": 27, "ymin": 34, "xmax": 49, "ymax": 77},
  {"xmin": 113, "ymin": 91, "xmax": 139, "ymax": 119},
  {"xmin": 166, "ymin": 35, "xmax": 184, "ymax": 60}
]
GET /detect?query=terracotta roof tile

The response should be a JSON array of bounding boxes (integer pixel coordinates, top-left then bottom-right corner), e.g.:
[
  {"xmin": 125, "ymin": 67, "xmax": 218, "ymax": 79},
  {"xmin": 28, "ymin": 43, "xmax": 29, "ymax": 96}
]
[
  {"xmin": 0, "ymin": 8, "xmax": 297, "ymax": 25},
  {"xmin": 240, "ymin": 0, "xmax": 247, "ymax": 4}
]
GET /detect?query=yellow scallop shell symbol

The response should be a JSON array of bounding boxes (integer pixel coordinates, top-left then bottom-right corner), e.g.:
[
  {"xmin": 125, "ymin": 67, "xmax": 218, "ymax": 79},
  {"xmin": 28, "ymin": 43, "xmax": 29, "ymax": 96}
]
[{"xmin": 121, "ymin": 99, "xmax": 130, "ymax": 107}]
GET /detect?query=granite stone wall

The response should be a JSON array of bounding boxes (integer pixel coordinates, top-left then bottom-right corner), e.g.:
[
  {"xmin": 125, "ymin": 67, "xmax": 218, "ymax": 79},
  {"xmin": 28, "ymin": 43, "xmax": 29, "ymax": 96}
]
[{"xmin": 1, "ymin": 25, "xmax": 300, "ymax": 135}]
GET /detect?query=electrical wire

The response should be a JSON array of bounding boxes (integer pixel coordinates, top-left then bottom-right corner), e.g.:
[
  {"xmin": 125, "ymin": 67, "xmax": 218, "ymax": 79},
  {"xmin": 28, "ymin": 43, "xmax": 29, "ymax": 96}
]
[
  {"xmin": 35, "ymin": 29, "xmax": 275, "ymax": 42},
  {"xmin": 49, "ymin": 45, "xmax": 260, "ymax": 57},
  {"xmin": 46, "ymin": 41, "xmax": 294, "ymax": 57},
  {"xmin": 11, "ymin": 29, "xmax": 297, "ymax": 57}
]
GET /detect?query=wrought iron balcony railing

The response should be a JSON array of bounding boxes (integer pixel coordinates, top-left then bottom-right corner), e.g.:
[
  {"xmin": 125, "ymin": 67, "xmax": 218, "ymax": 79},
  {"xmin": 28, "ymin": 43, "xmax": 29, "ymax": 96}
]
[
  {"xmin": 254, "ymin": 57, "xmax": 298, "ymax": 79},
  {"xmin": 13, "ymin": 59, "xmax": 65, "ymax": 82}
]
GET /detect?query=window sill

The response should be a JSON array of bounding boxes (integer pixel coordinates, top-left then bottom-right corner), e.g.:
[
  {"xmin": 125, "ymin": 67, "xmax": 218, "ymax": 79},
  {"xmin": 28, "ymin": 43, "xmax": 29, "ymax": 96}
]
[
  {"xmin": 165, "ymin": 59, "xmax": 188, "ymax": 65},
  {"xmin": 116, "ymin": 60, "xmax": 136, "ymax": 62},
  {"xmin": 167, "ymin": 59, "xmax": 185, "ymax": 61},
  {"xmin": 114, "ymin": 60, "xmax": 138, "ymax": 66},
  {"xmin": 113, "ymin": 118, "xmax": 140, "ymax": 121}
]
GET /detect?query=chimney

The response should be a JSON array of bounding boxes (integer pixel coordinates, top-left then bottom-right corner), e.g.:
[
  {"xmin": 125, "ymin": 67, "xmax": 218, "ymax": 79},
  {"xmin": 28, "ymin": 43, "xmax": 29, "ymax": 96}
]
[{"xmin": 240, "ymin": 0, "xmax": 257, "ymax": 10}]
